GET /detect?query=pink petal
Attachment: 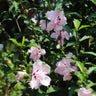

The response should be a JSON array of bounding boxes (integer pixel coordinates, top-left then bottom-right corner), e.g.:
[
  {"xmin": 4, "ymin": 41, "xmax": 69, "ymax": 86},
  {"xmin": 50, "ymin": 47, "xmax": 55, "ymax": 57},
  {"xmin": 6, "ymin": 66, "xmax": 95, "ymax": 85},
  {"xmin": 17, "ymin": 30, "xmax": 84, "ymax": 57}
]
[
  {"xmin": 46, "ymin": 10, "xmax": 55, "ymax": 20},
  {"xmin": 40, "ymin": 20, "xmax": 47, "ymax": 30},
  {"xmin": 32, "ymin": 60, "xmax": 42, "ymax": 72},
  {"xmin": 63, "ymin": 73, "xmax": 72, "ymax": 81},
  {"xmin": 54, "ymin": 25, "xmax": 63, "ymax": 31},
  {"xmin": 40, "ymin": 75, "xmax": 51, "ymax": 86},
  {"xmin": 30, "ymin": 78, "xmax": 41, "ymax": 89},
  {"xmin": 78, "ymin": 88, "xmax": 93, "ymax": 96},
  {"xmin": 50, "ymin": 32, "xmax": 60, "ymax": 39},
  {"xmin": 46, "ymin": 22, "xmax": 54, "ymax": 32},
  {"xmin": 41, "ymin": 49, "xmax": 46, "ymax": 55},
  {"xmin": 41, "ymin": 64, "xmax": 51, "ymax": 74}
]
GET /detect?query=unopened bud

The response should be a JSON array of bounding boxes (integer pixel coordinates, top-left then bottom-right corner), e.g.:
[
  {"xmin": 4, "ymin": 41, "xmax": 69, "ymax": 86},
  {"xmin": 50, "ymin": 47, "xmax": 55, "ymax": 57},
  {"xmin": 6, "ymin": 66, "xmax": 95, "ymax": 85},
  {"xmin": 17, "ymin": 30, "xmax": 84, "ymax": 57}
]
[
  {"xmin": 56, "ymin": 44, "xmax": 60, "ymax": 49},
  {"xmin": 84, "ymin": 67, "xmax": 87, "ymax": 71}
]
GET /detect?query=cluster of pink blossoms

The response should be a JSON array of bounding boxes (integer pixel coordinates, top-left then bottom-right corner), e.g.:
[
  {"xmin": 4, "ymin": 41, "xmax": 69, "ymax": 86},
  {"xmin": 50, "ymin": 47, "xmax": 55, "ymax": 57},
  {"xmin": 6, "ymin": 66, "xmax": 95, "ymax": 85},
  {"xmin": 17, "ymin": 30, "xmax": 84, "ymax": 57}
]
[
  {"xmin": 29, "ymin": 60, "xmax": 51, "ymax": 89},
  {"xmin": 78, "ymin": 87, "xmax": 95, "ymax": 96},
  {"xmin": 55, "ymin": 53, "xmax": 77, "ymax": 81},
  {"xmin": 28, "ymin": 46, "xmax": 46, "ymax": 61},
  {"xmin": 40, "ymin": 8, "xmax": 69, "ymax": 45},
  {"xmin": 27, "ymin": 46, "xmax": 51, "ymax": 89}
]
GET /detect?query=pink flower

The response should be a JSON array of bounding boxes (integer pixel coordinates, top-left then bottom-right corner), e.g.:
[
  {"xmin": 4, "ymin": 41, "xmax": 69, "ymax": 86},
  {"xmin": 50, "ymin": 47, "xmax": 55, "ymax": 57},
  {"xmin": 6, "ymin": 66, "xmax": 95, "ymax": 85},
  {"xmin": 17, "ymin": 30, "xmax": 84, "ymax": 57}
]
[
  {"xmin": 55, "ymin": 54, "xmax": 77, "ymax": 81},
  {"xmin": 50, "ymin": 32, "xmax": 60, "ymax": 40},
  {"xmin": 16, "ymin": 70, "xmax": 27, "ymax": 81},
  {"xmin": 78, "ymin": 88, "xmax": 95, "ymax": 96},
  {"xmin": 63, "ymin": 73, "xmax": 72, "ymax": 81},
  {"xmin": 55, "ymin": 58, "xmax": 72, "ymax": 76},
  {"xmin": 29, "ymin": 60, "xmax": 51, "ymax": 89},
  {"xmin": 51, "ymin": 31, "xmax": 69, "ymax": 45},
  {"xmin": 61, "ymin": 31, "xmax": 69, "ymax": 40},
  {"xmin": 40, "ymin": 20, "xmax": 47, "ymax": 30},
  {"xmin": 46, "ymin": 9, "xmax": 67, "ymax": 31},
  {"xmin": 46, "ymin": 10, "xmax": 67, "ymax": 25},
  {"xmin": 67, "ymin": 52, "xmax": 73, "ymax": 57},
  {"xmin": 40, "ymin": 9, "xmax": 67, "ymax": 32},
  {"xmin": 46, "ymin": 22, "xmax": 54, "ymax": 32},
  {"xmin": 58, "ymin": 31, "xmax": 69, "ymax": 45},
  {"xmin": 28, "ymin": 47, "xmax": 46, "ymax": 61}
]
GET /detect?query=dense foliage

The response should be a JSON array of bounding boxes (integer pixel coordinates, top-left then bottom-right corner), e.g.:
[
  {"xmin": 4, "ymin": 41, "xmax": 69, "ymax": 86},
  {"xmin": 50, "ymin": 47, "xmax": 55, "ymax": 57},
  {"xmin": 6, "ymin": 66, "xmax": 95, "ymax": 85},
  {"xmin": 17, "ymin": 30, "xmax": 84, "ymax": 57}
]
[{"xmin": 0, "ymin": 0, "xmax": 96, "ymax": 96}]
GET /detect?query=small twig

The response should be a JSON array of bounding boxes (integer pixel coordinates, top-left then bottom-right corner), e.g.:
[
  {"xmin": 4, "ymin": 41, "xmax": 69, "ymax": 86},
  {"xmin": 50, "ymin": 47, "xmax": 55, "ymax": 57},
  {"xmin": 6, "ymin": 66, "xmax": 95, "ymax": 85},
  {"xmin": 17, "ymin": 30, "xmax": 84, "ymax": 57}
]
[
  {"xmin": 4, "ymin": 83, "xmax": 10, "ymax": 96},
  {"xmin": 16, "ymin": 19, "xmax": 22, "ymax": 33}
]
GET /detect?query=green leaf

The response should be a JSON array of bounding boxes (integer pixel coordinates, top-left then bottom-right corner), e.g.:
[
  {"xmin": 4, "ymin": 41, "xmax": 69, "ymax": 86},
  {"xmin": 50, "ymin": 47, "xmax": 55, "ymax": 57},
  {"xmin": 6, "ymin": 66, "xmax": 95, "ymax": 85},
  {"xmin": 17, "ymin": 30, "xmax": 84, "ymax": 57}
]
[
  {"xmin": 5, "ymin": 68, "xmax": 21, "ymax": 75},
  {"xmin": 10, "ymin": 38, "xmax": 20, "ymax": 46},
  {"xmin": 79, "ymin": 25, "xmax": 91, "ymax": 30},
  {"xmin": 34, "ymin": 27, "xmax": 43, "ymax": 33},
  {"xmin": 68, "ymin": 86, "xmax": 77, "ymax": 96},
  {"xmin": 76, "ymin": 71, "xmax": 85, "ymax": 81},
  {"xmin": 73, "ymin": 19, "xmax": 81, "ymax": 30},
  {"xmin": 86, "ymin": 80, "xmax": 96, "ymax": 88},
  {"xmin": 72, "ymin": 60, "xmax": 85, "ymax": 73},
  {"xmin": 67, "ymin": 12, "xmax": 82, "ymax": 18},
  {"xmin": 65, "ymin": 42, "xmax": 75, "ymax": 48},
  {"xmin": 80, "ymin": 50, "xmax": 96, "ymax": 56},
  {"xmin": 22, "ymin": 36, "xmax": 25, "ymax": 45},
  {"xmin": 87, "ymin": 67, "xmax": 96, "ymax": 75},
  {"xmin": 26, "ymin": 44, "xmax": 40, "ymax": 48},
  {"xmin": 79, "ymin": 36, "xmax": 93, "ymax": 42},
  {"xmin": 90, "ymin": 0, "xmax": 96, "ymax": 5},
  {"xmin": 47, "ymin": 85, "xmax": 59, "ymax": 93}
]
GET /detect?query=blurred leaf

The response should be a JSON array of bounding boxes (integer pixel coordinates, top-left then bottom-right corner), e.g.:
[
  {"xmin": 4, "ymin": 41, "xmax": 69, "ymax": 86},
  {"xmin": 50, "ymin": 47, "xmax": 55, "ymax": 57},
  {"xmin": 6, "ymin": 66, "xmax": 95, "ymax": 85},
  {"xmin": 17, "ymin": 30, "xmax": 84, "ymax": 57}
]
[
  {"xmin": 73, "ymin": 19, "xmax": 81, "ymax": 30},
  {"xmin": 76, "ymin": 71, "xmax": 85, "ymax": 81},
  {"xmin": 22, "ymin": 36, "xmax": 25, "ymax": 45},
  {"xmin": 79, "ymin": 36, "xmax": 93, "ymax": 42},
  {"xmin": 80, "ymin": 50, "xmax": 96, "ymax": 56},
  {"xmin": 6, "ymin": 68, "xmax": 21, "ymax": 75},
  {"xmin": 67, "ymin": 12, "xmax": 82, "ymax": 18},
  {"xmin": 26, "ymin": 44, "xmax": 40, "ymax": 48},
  {"xmin": 86, "ymin": 80, "xmax": 96, "ymax": 88},
  {"xmin": 68, "ymin": 86, "xmax": 77, "ymax": 96},
  {"xmin": 87, "ymin": 67, "xmax": 96, "ymax": 75},
  {"xmin": 65, "ymin": 42, "xmax": 75, "ymax": 48},
  {"xmin": 64, "ymin": 25, "xmax": 73, "ymax": 33},
  {"xmin": 72, "ymin": 60, "xmax": 85, "ymax": 73},
  {"xmin": 79, "ymin": 25, "xmax": 91, "ymax": 30},
  {"xmin": 47, "ymin": 85, "xmax": 60, "ymax": 93},
  {"xmin": 10, "ymin": 38, "xmax": 20, "ymax": 46},
  {"xmin": 90, "ymin": 0, "xmax": 96, "ymax": 5},
  {"xmin": 34, "ymin": 27, "xmax": 43, "ymax": 33}
]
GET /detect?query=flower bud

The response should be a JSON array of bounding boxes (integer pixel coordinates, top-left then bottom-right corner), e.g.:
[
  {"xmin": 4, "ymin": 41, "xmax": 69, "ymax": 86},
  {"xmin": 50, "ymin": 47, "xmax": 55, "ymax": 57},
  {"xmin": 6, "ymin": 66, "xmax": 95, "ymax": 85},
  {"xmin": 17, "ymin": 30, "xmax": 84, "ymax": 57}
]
[
  {"xmin": 56, "ymin": 44, "xmax": 60, "ymax": 49},
  {"xmin": 16, "ymin": 70, "xmax": 27, "ymax": 81}
]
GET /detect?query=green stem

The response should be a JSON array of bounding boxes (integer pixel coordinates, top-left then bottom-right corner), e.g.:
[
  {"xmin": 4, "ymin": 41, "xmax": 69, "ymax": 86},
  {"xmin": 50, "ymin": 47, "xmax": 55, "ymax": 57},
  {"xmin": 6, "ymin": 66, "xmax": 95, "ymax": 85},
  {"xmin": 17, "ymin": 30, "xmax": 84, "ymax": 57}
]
[{"xmin": 75, "ymin": 31, "xmax": 79, "ymax": 57}]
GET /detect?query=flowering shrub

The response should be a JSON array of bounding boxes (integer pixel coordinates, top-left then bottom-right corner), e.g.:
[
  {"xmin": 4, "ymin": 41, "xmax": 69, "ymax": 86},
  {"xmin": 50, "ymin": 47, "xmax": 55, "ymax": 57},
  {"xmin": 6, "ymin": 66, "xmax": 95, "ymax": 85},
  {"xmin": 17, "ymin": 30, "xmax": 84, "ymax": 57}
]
[{"xmin": 0, "ymin": 0, "xmax": 96, "ymax": 96}]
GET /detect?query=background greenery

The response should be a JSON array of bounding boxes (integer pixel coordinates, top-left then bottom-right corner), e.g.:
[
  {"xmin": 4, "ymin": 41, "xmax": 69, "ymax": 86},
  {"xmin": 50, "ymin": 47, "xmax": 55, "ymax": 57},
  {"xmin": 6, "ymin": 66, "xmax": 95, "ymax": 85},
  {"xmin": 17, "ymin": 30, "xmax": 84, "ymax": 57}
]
[{"xmin": 0, "ymin": 0, "xmax": 96, "ymax": 96}]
